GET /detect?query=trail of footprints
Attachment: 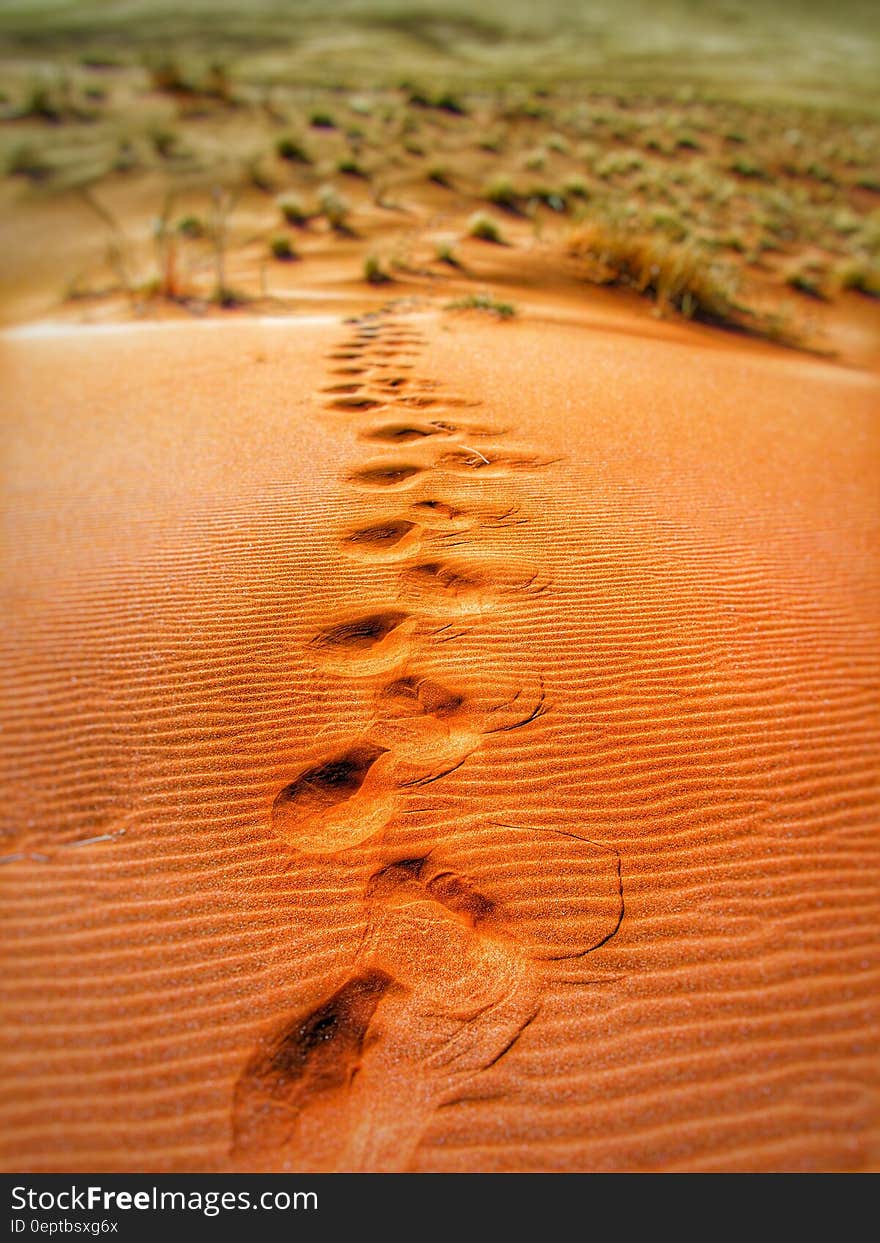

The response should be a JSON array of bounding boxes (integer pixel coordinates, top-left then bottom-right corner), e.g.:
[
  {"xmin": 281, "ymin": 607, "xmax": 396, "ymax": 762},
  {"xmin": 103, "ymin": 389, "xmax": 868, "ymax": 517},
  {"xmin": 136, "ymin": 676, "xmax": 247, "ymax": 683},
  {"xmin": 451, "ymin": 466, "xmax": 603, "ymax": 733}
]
[{"xmin": 233, "ymin": 306, "xmax": 623, "ymax": 1171}]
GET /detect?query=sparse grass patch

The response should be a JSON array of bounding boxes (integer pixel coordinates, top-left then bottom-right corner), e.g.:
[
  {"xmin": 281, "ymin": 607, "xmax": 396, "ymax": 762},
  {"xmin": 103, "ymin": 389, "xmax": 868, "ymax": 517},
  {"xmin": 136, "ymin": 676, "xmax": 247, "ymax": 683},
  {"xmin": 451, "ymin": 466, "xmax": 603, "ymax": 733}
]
[
  {"xmin": 447, "ymin": 291, "xmax": 516, "ymax": 318},
  {"xmin": 364, "ymin": 253, "xmax": 391, "ymax": 284},
  {"xmin": 318, "ymin": 185, "xmax": 352, "ymax": 233},
  {"xmin": 435, "ymin": 239, "xmax": 461, "ymax": 267},
  {"xmin": 836, "ymin": 257, "xmax": 880, "ymax": 297},
  {"xmin": 427, "ymin": 166, "xmax": 452, "ymax": 187},
  {"xmin": 6, "ymin": 142, "xmax": 51, "ymax": 180},
  {"xmin": 270, "ymin": 235, "xmax": 298, "ymax": 261},
  {"xmin": 276, "ymin": 135, "xmax": 311, "ymax": 164},
  {"xmin": 337, "ymin": 157, "xmax": 366, "ymax": 177},
  {"xmin": 176, "ymin": 215, "xmax": 204, "ymax": 238},
  {"xmin": 568, "ymin": 220, "xmax": 748, "ymax": 329},
  {"xmin": 279, "ymin": 196, "xmax": 309, "ymax": 226},
  {"xmin": 785, "ymin": 259, "xmax": 829, "ymax": 299},
  {"xmin": 485, "ymin": 176, "xmax": 522, "ymax": 212},
  {"xmin": 468, "ymin": 212, "xmax": 506, "ymax": 243}
]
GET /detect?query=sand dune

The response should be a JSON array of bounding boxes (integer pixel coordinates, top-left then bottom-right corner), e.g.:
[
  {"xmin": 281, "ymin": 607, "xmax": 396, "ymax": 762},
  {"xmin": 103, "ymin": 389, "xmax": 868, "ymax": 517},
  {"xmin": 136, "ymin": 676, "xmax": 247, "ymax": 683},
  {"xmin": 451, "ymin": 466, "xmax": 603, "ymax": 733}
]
[{"xmin": 1, "ymin": 298, "xmax": 879, "ymax": 1172}]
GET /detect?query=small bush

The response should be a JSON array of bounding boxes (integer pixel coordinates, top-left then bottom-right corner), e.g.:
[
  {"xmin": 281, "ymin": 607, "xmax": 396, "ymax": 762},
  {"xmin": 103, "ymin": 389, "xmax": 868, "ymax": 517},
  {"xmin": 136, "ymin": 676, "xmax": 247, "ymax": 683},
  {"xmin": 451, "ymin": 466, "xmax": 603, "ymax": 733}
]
[
  {"xmin": 310, "ymin": 111, "xmax": 336, "ymax": 129},
  {"xmin": 364, "ymin": 254, "xmax": 391, "ymax": 284},
  {"xmin": 435, "ymin": 240, "xmax": 461, "ymax": 267},
  {"xmin": 485, "ymin": 176, "xmax": 522, "ymax": 212},
  {"xmin": 20, "ymin": 82, "xmax": 62, "ymax": 122},
  {"xmin": 6, "ymin": 143, "xmax": 51, "ymax": 180},
  {"xmin": 276, "ymin": 136, "xmax": 311, "ymax": 164},
  {"xmin": 279, "ymin": 197, "xmax": 309, "ymax": 226},
  {"xmin": 837, "ymin": 258, "xmax": 880, "ymax": 298},
  {"xmin": 427, "ymin": 166, "xmax": 452, "ymax": 187},
  {"xmin": 148, "ymin": 59, "xmax": 194, "ymax": 96},
  {"xmin": 246, "ymin": 157, "xmax": 274, "ymax": 194},
  {"xmin": 406, "ymin": 86, "xmax": 466, "ymax": 115},
  {"xmin": 318, "ymin": 185, "xmax": 352, "ymax": 232},
  {"xmin": 270, "ymin": 235, "xmax": 298, "ymax": 261},
  {"xmin": 567, "ymin": 221, "xmax": 742, "ymax": 326},
  {"xmin": 337, "ymin": 157, "xmax": 366, "ymax": 177},
  {"xmin": 467, "ymin": 213, "xmax": 506, "ymax": 243},
  {"xmin": 150, "ymin": 128, "xmax": 178, "ymax": 159},
  {"xmin": 563, "ymin": 176, "xmax": 590, "ymax": 200},
  {"xmin": 177, "ymin": 215, "xmax": 204, "ymax": 238},
  {"xmin": 529, "ymin": 186, "xmax": 567, "ymax": 212},
  {"xmin": 729, "ymin": 156, "xmax": 768, "ymax": 180}
]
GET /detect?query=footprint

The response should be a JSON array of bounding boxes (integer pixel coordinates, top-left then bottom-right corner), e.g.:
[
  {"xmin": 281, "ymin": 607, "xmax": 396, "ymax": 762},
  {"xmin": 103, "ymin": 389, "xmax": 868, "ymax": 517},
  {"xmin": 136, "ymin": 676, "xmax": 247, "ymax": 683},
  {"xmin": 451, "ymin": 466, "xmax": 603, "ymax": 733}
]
[
  {"xmin": 359, "ymin": 421, "xmax": 451, "ymax": 445},
  {"xmin": 368, "ymin": 672, "xmax": 547, "ymax": 767},
  {"xmin": 374, "ymin": 376, "xmax": 409, "ymax": 390},
  {"xmin": 398, "ymin": 555, "xmax": 549, "ymax": 615},
  {"xmin": 412, "ymin": 822, "xmax": 625, "ymax": 963},
  {"xmin": 408, "ymin": 497, "xmax": 524, "ymax": 532},
  {"xmin": 309, "ymin": 609, "xmax": 418, "ymax": 675},
  {"xmin": 232, "ymin": 969, "xmax": 395, "ymax": 1169},
  {"xmin": 340, "ymin": 519, "xmax": 424, "ymax": 563},
  {"xmin": 348, "ymin": 461, "xmax": 426, "ymax": 491},
  {"xmin": 335, "ymin": 860, "xmax": 538, "ymax": 1170},
  {"xmin": 270, "ymin": 742, "xmax": 398, "ymax": 852},
  {"xmin": 233, "ymin": 856, "xmax": 538, "ymax": 1171},
  {"xmin": 328, "ymin": 396, "xmax": 384, "ymax": 411}
]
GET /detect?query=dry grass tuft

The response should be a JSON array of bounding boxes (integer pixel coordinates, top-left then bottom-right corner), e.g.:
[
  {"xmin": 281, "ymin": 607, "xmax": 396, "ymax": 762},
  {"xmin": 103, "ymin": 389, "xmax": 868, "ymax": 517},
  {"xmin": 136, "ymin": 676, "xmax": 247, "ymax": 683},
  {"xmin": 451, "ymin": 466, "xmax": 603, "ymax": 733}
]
[{"xmin": 567, "ymin": 221, "xmax": 744, "ymax": 324}]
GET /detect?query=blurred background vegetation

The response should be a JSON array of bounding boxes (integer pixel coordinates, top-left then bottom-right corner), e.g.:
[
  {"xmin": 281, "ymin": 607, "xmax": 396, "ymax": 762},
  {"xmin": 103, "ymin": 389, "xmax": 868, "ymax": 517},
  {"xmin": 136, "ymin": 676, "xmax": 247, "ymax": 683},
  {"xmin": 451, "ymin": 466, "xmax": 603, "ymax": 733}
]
[
  {"xmin": 0, "ymin": 1, "xmax": 878, "ymax": 106},
  {"xmin": 0, "ymin": 2, "xmax": 877, "ymax": 333}
]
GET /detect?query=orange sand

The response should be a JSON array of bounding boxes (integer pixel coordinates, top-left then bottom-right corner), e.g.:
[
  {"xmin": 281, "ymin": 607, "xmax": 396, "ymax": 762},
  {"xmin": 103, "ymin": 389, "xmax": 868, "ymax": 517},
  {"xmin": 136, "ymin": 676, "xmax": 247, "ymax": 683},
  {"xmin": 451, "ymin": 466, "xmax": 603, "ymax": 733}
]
[{"xmin": 1, "ymin": 300, "xmax": 879, "ymax": 1172}]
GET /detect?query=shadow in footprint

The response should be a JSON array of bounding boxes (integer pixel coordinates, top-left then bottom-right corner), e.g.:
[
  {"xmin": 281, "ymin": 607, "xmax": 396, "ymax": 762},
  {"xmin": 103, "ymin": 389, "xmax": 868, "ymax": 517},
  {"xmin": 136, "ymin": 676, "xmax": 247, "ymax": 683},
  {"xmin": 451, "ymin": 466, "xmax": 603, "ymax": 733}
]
[
  {"xmin": 328, "ymin": 396, "xmax": 383, "ymax": 411},
  {"xmin": 232, "ymin": 969, "xmax": 394, "ymax": 1168},
  {"xmin": 360, "ymin": 422, "xmax": 447, "ymax": 445}
]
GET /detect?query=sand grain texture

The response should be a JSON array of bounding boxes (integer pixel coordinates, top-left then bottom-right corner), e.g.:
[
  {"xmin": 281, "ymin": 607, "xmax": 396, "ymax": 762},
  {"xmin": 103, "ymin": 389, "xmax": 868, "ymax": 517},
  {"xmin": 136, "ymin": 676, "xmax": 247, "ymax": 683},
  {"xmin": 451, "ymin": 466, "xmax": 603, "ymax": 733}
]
[{"xmin": 1, "ymin": 303, "xmax": 879, "ymax": 1172}]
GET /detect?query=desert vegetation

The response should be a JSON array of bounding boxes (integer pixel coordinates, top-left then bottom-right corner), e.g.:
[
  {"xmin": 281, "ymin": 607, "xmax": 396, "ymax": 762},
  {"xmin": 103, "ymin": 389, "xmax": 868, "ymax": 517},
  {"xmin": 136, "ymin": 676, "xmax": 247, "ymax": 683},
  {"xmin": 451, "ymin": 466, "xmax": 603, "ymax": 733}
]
[{"xmin": 0, "ymin": 2, "xmax": 876, "ymax": 343}]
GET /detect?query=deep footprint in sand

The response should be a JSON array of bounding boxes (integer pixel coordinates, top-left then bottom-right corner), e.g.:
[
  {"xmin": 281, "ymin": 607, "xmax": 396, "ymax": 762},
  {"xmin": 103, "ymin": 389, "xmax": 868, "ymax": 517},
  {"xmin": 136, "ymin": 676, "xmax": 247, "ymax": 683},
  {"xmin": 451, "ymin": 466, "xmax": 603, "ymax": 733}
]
[
  {"xmin": 407, "ymin": 496, "xmax": 526, "ymax": 533},
  {"xmin": 360, "ymin": 419, "xmax": 503, "ymax": 445},
  {"xmin": 231, "ymin": 969, "xmax": 395, "ymax": 1169},
  {"xmin": 386, "ymin": 823, "xmax": 625, "ymax": 963},
  {"xmin": 327, "ymin": 395, "xmax": 384, "ymax": 411},
  {"xmin": 360, "ymin": 421, "xmax": 449, "ymax": 445},
  {"xmin": 339, "ymin": 864, "xmax": 538, "ymax": 1171},
  {"xmin": 398, "ymin": 555, "xmax": 549, "ymax": 615},
  {"xmin": 309, "ymin": 609, "xmax": 418, "ymax": 675},
  {"xmin": 233, "ymin": 861, "xmax": 538, "ymax": 1171},
  {"xmin": 339, "ymin": 518, "xmax": 424, "ymax": 563},
  {"xmin": 367, "ymin": 671, "xmax": 547, "ymax": 767},
  {"xmin": 270, "ymin": 742, "xmax": 398, "ymax": 852},
  {"xmin": 348, "ymin": 461, "xmax": 426, "ymax": 491}
]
